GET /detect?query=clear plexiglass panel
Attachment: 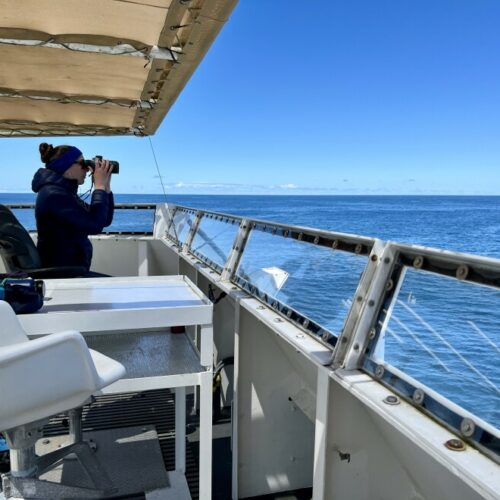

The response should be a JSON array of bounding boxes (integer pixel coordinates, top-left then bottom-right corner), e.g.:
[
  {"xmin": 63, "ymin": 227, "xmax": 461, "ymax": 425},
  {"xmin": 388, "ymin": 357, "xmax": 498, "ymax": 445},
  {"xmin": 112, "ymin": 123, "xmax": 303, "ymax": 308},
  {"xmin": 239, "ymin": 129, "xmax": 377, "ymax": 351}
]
[
  {"xmin": 374, "ymin": 267, "xmax": 500, "ymax": 428},
  {"xmin": 107, "ymin": 209, "xmax": 155, "ymax": 232},
  {"xmin": 190, "ymin": 216, "xmax": 239, "ymax": 269},
  {"xmin": 168, "ymin": 210, "xmax": 195, "ymax": 244},
  {"xmin": 236, "ymin": 229, "xmax": 367, "ymax": 336}
]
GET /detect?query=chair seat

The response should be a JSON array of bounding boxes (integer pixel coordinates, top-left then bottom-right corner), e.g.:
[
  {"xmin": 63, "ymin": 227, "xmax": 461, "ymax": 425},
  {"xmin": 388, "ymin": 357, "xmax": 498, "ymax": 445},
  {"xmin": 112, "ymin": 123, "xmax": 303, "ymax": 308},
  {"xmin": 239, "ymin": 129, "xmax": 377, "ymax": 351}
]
[{"xmin": 0, "ymin": 301, "xmax": 126, "ymax": 431}]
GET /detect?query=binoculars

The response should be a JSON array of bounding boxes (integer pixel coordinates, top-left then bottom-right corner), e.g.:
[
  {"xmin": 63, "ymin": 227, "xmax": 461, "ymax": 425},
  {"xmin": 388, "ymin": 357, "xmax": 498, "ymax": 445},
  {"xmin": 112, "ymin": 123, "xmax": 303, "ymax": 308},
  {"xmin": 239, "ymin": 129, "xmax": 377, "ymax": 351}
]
[{"xmin": 84, "ymin": 155, "xmax": 119, "ymax": 174}]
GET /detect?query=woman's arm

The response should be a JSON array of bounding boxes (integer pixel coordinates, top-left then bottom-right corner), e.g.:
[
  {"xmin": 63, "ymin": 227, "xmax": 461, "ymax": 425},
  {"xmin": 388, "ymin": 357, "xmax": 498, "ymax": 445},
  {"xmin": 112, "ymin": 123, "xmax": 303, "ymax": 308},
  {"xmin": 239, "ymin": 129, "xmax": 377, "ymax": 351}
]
[{"xmin": 48, "ymin": 190, "xmax": 111, "ymax": 235}]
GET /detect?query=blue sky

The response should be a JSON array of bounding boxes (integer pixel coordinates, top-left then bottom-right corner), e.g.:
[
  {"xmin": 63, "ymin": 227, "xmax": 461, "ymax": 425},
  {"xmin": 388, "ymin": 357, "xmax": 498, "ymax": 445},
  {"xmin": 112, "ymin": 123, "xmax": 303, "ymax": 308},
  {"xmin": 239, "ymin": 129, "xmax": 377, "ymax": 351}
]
[{"xmin": 1, "ymin": 0, "xmax": 499, "ymax": 195}]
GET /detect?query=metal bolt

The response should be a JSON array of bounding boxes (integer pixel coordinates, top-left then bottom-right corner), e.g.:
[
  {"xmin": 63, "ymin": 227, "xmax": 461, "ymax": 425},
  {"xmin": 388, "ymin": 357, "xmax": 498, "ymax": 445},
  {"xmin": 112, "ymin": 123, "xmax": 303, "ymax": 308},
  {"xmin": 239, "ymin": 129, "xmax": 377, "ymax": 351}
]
[
  {"xmin": 413, "ymin": 389, "xmax": 425, "ymax": 405},
  {"xmin": 257, "ymin": 305, "xmax": 265, "ymax": 310},
  {"xmin": 375, "ymin": 365, "xmax": 385, "ymax": 378},
  {"xmin": 353, "ymin": 343, "xmax": 359, "ymax": 351},
  {"xmin": 332, "ymin": 240, "xmax": 338, "ymax": 249},
  {"xmin": 355, "ymin": 244, "xmax": 363, "ymax": 254},
  {"xmin": 384, "ymin": 257, "xmax": 391, "ymax": 264},
  {"xmin": 314, "ymin": 236, "xmax": 319, "ymax": 244},
  {"xmin": 368, "ymin": 299, "xmax": 375, "ymax": 307},
  {"xmin": 413, "ymin": 255, "xmax": 424, "ymax": 269},
  {"xmin": 385, "ymin": 279, "xmax": 394, "ymax": 291},
  {"xmin": 370, "ymin": 254, "xmax": 378, "ymax": 262},
  {"xmin": 42, "ymin": 439, "xmax": 50, "ymax": 445},
  {"xmin": 460, "ymin": 418, "xmax": 475, "ymax": 437},
  {"xmin": 445, "ymin": 438, "xmax": 466, "ymax": 451},
  {"xmin": 456, "ymin": 264, "xmax": 469, "ymax": 280},
  {"xmin": 383, "ymin": 395, "xmax": 400, "ymax": 405},
  {"xmin": 356, "ymin": 295, "xmax": 363, "ymax": 303},
  {"xmin": 274, "ymin": 317, "xmax": 283, "ymax": 323},
  {"xmin": 369, "ymin": 328, "xmax": 376, "ymax": 339}
]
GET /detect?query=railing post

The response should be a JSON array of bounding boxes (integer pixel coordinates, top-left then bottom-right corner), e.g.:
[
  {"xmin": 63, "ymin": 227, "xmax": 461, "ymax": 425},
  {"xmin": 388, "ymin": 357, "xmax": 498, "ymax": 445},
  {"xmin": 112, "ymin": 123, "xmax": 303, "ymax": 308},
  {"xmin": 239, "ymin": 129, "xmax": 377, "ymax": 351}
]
[
  {"xmin": 221, "ymin": 219, "xmax": 252, "ymax": 281},
  {"xmin": 333, "ymin": 241, "xmax": 396, "ymax": 370},
  {"xmin": 182, "ymin": 211, "xmax": 203, "ymax": 253}
]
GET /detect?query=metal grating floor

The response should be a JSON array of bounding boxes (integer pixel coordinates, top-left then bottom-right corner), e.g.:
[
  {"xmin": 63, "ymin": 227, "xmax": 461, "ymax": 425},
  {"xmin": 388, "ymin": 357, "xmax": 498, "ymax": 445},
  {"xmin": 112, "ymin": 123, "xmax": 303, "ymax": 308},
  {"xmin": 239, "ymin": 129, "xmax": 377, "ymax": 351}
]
[{"xmin": 43, "ymin": 389, "xmax": 200, "ymax": 499}]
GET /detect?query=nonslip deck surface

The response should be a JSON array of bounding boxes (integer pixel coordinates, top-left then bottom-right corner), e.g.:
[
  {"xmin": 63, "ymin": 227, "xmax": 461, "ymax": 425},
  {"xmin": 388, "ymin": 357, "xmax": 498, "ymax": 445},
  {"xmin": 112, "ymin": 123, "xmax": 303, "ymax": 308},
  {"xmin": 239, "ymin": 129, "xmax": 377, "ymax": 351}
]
[{"xmin": 43, "ymin": 389, "xmax": 201, "ymax": 499}]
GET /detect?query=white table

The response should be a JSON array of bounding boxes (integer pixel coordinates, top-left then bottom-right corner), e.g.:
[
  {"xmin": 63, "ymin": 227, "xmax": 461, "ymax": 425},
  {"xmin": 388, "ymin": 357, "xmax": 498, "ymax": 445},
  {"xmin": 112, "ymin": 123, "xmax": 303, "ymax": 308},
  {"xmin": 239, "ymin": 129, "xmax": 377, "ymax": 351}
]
[{"xmin": 19, "ymin": 275, "xmax": 213, "ymax": 500}]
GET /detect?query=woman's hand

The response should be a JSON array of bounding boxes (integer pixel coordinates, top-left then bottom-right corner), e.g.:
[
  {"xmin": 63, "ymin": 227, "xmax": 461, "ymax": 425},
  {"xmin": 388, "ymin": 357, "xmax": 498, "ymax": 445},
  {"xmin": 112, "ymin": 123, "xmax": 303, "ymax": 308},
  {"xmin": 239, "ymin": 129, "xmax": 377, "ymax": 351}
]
[{"xmin": 93, "ymin": 158, "xmax": 113, "ymax": 193}]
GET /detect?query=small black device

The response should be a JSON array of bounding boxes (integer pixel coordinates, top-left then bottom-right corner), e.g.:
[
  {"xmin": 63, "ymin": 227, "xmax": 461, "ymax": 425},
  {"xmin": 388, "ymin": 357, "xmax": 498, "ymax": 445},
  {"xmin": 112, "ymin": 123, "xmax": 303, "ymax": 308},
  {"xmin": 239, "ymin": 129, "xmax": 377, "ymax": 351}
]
[
  {"xmin": 0, "ymin": 277, "xmax": 45, "ymax": 314},
  {"xmin": 84, "ymin": 155, "xmax": 120, "ymax": 174}
]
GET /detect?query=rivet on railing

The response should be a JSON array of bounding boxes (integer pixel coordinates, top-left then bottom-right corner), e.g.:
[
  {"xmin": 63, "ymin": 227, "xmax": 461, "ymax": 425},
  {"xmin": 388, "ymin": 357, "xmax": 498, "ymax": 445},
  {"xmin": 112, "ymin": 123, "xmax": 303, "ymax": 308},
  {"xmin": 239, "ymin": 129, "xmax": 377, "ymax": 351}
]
[
  {"xmin": 456, "ymin": 264, "xmax": 469, "ymax": 280},
  {"xmin": 412, "ymin": 389, "xmax": 425, "ymax": 405},
  {"xmin": 413, "ymin": 255, "xmax": 424, "ymax": 269},
  {"xmin": 460, "ymin": 418, "xmax": 475, "ymax": 437}
]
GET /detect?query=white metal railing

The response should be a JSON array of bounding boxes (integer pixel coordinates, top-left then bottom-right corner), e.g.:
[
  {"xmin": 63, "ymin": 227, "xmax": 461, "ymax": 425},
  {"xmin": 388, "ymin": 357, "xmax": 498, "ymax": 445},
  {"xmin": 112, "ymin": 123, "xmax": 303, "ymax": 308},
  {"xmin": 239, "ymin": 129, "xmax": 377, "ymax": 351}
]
[{"xmin": 158, "ymin": 203, "xmax": 500, "ymax": 462}]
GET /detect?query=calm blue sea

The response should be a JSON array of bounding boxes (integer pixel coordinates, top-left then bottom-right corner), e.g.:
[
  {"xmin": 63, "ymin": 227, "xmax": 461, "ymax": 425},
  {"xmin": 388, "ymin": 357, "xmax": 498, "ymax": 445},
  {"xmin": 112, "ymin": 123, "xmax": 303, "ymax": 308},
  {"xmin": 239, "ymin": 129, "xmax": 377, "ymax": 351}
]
[{"xmin": 2, "ymin": 194, "xmax": 499, "ymax": 429}]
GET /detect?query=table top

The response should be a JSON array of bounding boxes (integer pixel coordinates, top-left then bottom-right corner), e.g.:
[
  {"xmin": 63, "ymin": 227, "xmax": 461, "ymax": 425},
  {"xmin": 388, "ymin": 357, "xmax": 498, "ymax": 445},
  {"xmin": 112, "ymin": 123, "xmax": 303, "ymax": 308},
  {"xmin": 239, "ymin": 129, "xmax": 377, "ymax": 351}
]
[{"xmin": 19, "ymin": 275, "xmax": 213, "ymax": 336}]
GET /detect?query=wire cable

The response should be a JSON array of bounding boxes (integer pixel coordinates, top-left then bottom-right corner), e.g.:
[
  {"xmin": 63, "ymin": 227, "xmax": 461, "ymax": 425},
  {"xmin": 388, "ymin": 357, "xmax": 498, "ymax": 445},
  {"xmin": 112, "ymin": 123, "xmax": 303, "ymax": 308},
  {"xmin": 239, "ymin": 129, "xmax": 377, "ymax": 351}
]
[{"xmin": 147, "ymin": 135, "xmax": 179, "ymax": 243}]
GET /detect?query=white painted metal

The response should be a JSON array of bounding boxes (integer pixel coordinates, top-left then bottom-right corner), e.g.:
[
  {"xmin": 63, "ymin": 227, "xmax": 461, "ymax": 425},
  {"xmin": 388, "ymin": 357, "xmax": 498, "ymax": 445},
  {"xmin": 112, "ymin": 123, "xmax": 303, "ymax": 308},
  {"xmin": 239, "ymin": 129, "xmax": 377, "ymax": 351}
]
[
  {"xmin": 182, "ymin": 211, "xmax": 203, "ymax": 253},
  {"xmin": 200, "ymin": 323, "xmax": 214, "ymax": 367},
  {"xmin": 234, "ymin": 305, "xmax": 316, "ymax": 498},
  {"xmin": 341, "ymin": 242, "xmax": 396, "ymax": 370},
  {"xmin": 18, "ymin": 275, "xmax": 212, "ymax": 335},
  {"xmin": 232, "ymin": 300, "xmax": 241, "ymax": 500},
  {"xmin": 138, "ymin": 240, "xmax": 149, "ymax": 276},
  {"xmin": 199, "ymin": 370, "xmax": 213, "ymax": 500},
  {"xmin": 326, "ymin": 370, "xmax": 499, "ymax": 500},
  {"xmin": 154, "ymin": 205, "xmax": 173, "ymax": 239},
  {"xmin": 221, "ymin": 219, "xmax": 251, "ymax": 281},
  {"xmin": 312, "ymin": 368, "xmax": 330, "ymax": 500},
  {"xmin": 175, "ymin": 387, "xmax": 186, "ymax": 474},
  {"xmin": 154, "ymin": 226, "xmax": 500, "ymax": 499}
]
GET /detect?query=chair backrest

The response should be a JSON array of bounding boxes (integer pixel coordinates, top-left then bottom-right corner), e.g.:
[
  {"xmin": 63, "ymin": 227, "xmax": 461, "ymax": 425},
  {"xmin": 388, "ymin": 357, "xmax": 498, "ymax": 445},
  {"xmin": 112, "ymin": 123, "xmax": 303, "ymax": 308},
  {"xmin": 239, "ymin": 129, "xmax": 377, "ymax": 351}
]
[
  {"xmin": 0, "ymin": 301, "xmax": 29, "ymax": 347},
  {"xmin": 0, "ymin": 205, "xmax": 41, "ymax": 271}
]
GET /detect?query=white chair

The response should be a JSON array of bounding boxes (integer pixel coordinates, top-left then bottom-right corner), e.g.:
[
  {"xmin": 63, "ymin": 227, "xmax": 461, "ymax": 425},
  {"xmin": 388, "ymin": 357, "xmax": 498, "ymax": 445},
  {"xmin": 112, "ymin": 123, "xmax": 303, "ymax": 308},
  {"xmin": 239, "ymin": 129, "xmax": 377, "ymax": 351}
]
[{"xmin": 0, "ymin": 301, "xmax": 126, "ymax": 498}]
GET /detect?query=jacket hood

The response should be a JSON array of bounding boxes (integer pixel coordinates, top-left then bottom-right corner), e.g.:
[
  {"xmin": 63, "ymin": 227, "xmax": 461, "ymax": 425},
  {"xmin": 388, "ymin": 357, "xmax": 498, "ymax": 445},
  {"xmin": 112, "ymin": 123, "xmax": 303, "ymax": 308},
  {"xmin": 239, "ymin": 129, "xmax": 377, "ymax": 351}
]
[{"xmin": 32, "ymin": 168, "xmax": 79, "ymax": 194}]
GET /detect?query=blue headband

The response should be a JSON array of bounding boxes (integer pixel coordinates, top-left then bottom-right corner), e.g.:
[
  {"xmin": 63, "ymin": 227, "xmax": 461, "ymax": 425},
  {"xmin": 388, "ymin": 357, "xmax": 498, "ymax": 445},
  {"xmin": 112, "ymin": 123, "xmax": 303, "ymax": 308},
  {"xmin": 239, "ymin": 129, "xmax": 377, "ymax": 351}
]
[{"xmin": 46, "ymin": 146, "xmax": 83, "ymax": 174}]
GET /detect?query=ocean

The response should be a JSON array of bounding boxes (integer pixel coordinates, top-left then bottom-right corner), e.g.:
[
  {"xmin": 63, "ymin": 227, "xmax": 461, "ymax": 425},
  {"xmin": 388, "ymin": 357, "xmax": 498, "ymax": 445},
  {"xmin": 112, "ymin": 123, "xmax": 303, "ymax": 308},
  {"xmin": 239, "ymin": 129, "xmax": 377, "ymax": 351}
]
[{"xmin": 2, "ymin": 194, "xmax": 499, "ymax": 430}]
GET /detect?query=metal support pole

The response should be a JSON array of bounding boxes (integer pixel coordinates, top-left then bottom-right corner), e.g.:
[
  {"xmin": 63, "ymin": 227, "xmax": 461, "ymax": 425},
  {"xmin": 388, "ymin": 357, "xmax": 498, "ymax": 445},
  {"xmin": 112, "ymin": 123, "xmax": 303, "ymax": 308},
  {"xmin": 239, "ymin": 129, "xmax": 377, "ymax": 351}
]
[
  {"xmin": 175, "ymin": 387, "xmax": 186, "ymax": 474},
  {"xmin": 199, "ymin": 370, "xmax": 213, "ymax": 500},
  {"xmin": 183, "ymin": 211, "xmax": 203, "ymax": 253},
  {"xmin": 221, "ymin": 219, "xmax": 251, "ymax": 281},
  {"xmin": 68, "ymin": 408, "xmax": 83, "ymax": 444},
  {"xmin": 312, "ymin": 368, "xmax": 330, "ymax": 500}
]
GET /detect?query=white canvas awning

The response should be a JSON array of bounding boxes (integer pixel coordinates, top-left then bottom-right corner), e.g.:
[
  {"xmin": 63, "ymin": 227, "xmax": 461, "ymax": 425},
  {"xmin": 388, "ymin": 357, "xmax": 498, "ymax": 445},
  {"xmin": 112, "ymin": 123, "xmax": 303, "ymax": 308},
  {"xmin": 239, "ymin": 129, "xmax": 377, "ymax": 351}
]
[{"xmin": 0, "ymin": 0, "xmax": 237, "ymax": 137}]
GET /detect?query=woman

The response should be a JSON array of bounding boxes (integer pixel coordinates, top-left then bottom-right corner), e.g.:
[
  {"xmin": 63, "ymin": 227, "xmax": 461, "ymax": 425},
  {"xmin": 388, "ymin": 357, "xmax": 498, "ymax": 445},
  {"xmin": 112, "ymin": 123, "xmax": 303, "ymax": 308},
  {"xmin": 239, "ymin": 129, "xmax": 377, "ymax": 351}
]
[{"xmin": 32, "ymin": 143, "xmax": 115, "ymax": 273}]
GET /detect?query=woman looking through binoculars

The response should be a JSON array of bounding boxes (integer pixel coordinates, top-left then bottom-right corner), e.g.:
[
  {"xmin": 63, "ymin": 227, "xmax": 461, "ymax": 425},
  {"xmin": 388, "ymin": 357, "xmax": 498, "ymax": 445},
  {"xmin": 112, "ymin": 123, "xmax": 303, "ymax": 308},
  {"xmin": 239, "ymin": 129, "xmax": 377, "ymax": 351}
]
[{"xmin": 31, "ymin": 143, "xmax": 115, "ymax": 275}]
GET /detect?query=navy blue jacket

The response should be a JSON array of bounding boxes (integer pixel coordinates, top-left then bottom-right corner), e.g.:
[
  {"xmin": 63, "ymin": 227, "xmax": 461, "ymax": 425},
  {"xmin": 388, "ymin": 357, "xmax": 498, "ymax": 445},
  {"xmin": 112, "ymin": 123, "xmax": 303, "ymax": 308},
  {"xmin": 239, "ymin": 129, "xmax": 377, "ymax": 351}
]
[{"xmin": 32, "ymin": 168, "xmax": 114, "ymax": 271}]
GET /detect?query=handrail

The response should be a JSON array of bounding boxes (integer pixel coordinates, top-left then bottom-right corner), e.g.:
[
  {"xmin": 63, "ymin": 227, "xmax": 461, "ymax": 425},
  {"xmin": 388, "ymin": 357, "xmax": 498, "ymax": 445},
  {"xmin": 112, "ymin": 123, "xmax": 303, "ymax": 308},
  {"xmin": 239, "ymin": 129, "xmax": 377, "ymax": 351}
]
[{"xmin": 160, "ymin": 202, "xmax": 500, "ymax": 462}]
